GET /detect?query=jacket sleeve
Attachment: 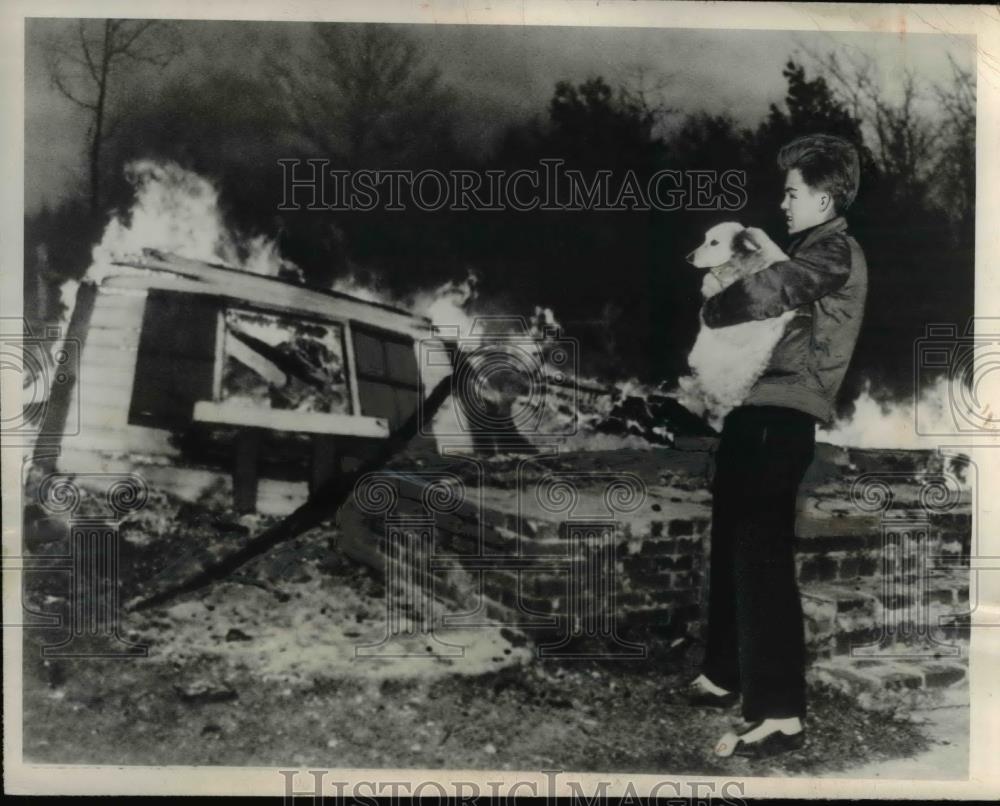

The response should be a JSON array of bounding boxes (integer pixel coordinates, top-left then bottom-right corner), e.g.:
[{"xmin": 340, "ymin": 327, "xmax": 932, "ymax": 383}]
[{"xmin": 702, "ymin": 234, "xmax": 852, "ymax": 328}]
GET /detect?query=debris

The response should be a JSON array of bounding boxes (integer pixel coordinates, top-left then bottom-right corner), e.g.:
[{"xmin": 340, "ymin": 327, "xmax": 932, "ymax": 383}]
[
  {"xmin": 126, "ymin": 371, "xmax": 456, "ymax": 612},
  {"xmin": 499, "ymin": 627, "xmax": 528, "ymax": 648},
  {"xmin": 225, "ymin": 628, "xmax": 253, "ymax": 642},
  {"xmin": 173, "ymin": 680, "xmax": 238, "ymax": 704},
  {"xmin": 228, "ymin": 574, "xmax": 290, "ymax": 602}
]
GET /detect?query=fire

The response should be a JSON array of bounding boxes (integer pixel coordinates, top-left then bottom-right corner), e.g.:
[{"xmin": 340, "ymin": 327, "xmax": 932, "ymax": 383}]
[
  {"xmin": 51, "ymin": 159, "xmax": 984, "ymax": 454},
  {"xmin": 52, "ymin": 160, "xmax": 605, "ymax": 448},
  {"xmin": 88, "ymin": 160, "xmax": 284, "ymax": 281},
  {"xmin": 818, "ymin": 375, "xmax": 993, "ymax": 449}
]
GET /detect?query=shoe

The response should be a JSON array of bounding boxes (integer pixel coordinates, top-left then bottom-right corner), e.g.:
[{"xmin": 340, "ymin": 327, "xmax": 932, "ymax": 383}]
[
  {"xmin": 715, "ymin": 721, "xmax": 806, "ymax": 759},
  {"xmin": 664, "ymin": 678, "xmax": 739, "ymax": 708}
]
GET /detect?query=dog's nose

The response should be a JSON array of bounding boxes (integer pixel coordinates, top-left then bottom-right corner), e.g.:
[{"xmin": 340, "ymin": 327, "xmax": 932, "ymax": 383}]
[{"xmin": 685, "ymin": 250, "xmax": 695, "ymax": 264}]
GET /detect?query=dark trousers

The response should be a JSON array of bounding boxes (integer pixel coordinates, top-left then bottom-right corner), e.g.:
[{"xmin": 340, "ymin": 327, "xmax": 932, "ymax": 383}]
[{"xmin": 701, "ymin": 405, "xmax": 816, "ymax": 721}]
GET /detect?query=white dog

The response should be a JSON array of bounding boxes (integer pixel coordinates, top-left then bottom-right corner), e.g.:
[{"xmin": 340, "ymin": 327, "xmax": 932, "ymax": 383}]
[{"xmin": 679, "ymin": 222, "xmax": 794, "ymax": 429}]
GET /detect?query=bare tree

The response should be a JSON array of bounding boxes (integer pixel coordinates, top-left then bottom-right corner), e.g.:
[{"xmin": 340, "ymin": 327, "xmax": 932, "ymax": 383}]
[
  {"xmin": 267, "ymin": 23, "xmax": 454, "ymax": 166},
  {"xmin": 802, "ymin": 45, "xmax": 975, "ymax": 235},
  {"xmin": 617, "ymin": 63, "xmax": 677, "ymax": 140},
  {"xmin": 930, "ymin": 54, "xmax": 975, "ymax": 229},
  {"xmin": 45, "ymin": 19, "xmax": 183, "ymax": 215},
  {"xmin": 803, "ymin": 47, "xmax": 937, "ymax": 194}
]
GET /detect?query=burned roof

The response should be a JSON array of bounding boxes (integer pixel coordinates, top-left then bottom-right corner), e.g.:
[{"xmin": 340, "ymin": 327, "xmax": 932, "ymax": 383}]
[{"xmin": 106, "ymin": 248, "xmax": 431, "ymax": 331}]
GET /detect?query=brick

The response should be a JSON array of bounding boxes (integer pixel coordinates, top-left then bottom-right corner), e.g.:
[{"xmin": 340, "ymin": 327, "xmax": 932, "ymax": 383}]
[
  {"xmin": 799, "ymin": 555, "xmax": 837, "ymax": 583},
  {"xmin": 621, "ymin": 606, "xmax": 679, "ymax": 630},
  {"xmin": 673, "ymin": 602, "xmax": 703, "ymax": 626},
  {"xmin": 835, "ymin": 553, "xmax": 880, "ymax": 580},
  {"xmin": 834, "ymin": 627, "xmax": 883, "ymax": 655},
  {"xmin": 668, "ymin": 519, "xmax": 694, "ymax": 537},
  {"xmin": 519, "ymin": 537, "xmax": 570, "ymax": 557},
  {"xmin": 834, "ymin": 591, "xmax": 877, "ymax": 614},
  {"xmin": 644, "ymin": 587, "xmax": 699, "ymax": 606},
  {"xmin": 799, "ymin": 534, "xmax": 871, "ymax": 554},
  {"xmin": 879, "ymin": 670, "xmax": 924, "ymax": 691},
  {"xmin": 837, "ymin": 556, "xmax": 861, "ymax": 579},
  {"xmin": 518, "ymin": 570, "xmax": 570, "ymax": 598},
  {"xmin": 617, "ymin": 591, "xmax": 656, "ymax": 609},
  {"xmin": 923, "ymin": 588, "xmax": 955, "ymax": 606},
  {"xmin": 668, "ymin": 571, "xmax": 699, "ymax": 589},
  {"xmin": 671, "ymin": 554, "xmax": 694, "ymax": 571},
  {"xmin": 629, "ymin": 554, "xmax": 693, "ymax": 573},
  {"xmin": 639, "ymin": 538, "xmax": 676, "ymax": 556},
  {"xmin": 856, "ymin": 554, "xmax": 879, "ymax": 577},
  {"xmin": 922, "ymin": 662, "xmax": 966, "ymax": 688},
  {"xmin": 878, "ymin": 592, "xmax": 914, "ymax": 610},
  {"xmin": 939, "ymin": 615, "xmax": 971, "ymax": 641}
]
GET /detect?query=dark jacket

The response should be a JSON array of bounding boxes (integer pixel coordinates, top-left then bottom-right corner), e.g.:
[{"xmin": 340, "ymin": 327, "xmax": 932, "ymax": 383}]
[{"xmin": 701, "ymin": 216, "xmax": 867, "ymax": 424}]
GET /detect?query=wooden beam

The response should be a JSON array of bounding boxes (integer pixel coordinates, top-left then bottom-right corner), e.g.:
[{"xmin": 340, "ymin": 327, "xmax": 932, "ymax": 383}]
[
  {"xmin": 126, "ymin": 369, "xmax": 457, "ymax": 613},
  {"xmin": 104, "ymin": 252, "xmax": 431, "ymax": 339},
  {"xmin": 193, "ymin": 399, "xmax": 389, "ymax": 438},
  {"xmin": 309, "ymin": 435, "xmax": 340, "ymax": 495},
  {"xmin": 341, "ymin": 321, "xmax": 364, "ymax": 417},
  {"xmin": 233, "ymin": 427, "xmax": 262, "ymax": 514},
  {"xmin": 224, "ymin": 334, "xmax": 287, "ymax": 388}
]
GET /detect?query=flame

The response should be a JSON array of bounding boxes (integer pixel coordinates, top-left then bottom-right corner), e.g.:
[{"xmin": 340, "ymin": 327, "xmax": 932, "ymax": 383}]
[
  {"xmin": 408, "ymin": 274, "xmax": 481, "ymax": 339},
  {"xmin": 55, "ymin": 160, "xmax": 607, "ymax": 448},
  {"xmin": 60, "ymin": 160, "xmax": 979, "ymax": 454},
  {"xmin": 88, "ymin": 160, "xmax": 283, "ymax": 282},
  {"xmin": 818, "ymin": 375, "xmax": 989, "ymax": 449}
]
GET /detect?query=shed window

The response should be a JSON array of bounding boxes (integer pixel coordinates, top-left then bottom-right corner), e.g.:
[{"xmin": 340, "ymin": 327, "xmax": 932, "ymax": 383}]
[
  {"xmin": 220, "ymin": 307, "xmax": 350, "ymax": 415},
  {"xmin": 128, "ymin": 290, "xmax": 218, "ymax": 429},
  {"xmin": 351, "ymin": 323, "xmax": 419, "ymax": 430}
]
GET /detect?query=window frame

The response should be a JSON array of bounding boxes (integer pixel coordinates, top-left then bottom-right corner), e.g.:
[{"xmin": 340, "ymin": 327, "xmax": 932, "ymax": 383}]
[{"xmin": 214, "ymin": 301, "xmax": 354, "ymax": 417}]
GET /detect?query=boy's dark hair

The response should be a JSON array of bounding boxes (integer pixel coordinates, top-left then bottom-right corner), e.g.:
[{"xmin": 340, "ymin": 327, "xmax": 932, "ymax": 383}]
[{"xmin": 778, "ymin": 134, "xmax": 861, "ymax": 211}]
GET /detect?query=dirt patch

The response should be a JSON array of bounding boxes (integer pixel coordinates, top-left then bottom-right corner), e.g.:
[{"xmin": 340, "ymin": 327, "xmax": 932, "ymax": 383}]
[{"xmin": 23, "ymin": 634, "xmax": 931, "ymax": 774}]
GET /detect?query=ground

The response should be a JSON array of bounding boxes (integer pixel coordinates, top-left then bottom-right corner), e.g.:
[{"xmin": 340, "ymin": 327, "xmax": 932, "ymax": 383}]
[{"xmin": 20, "ymin": 481, "xmax": 965, "ymax": 778}]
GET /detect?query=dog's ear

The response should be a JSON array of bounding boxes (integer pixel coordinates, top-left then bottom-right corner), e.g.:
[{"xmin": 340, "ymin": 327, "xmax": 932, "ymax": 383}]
[{"xmin": 732, "ymin": 228, "xmax": 761, "ymax": 256}]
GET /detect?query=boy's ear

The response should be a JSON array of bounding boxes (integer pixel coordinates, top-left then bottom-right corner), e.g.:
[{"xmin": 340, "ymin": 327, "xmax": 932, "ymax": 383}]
[{"xmin": 732, "ymin": 228, "xmax": 760, "ymax": 255}]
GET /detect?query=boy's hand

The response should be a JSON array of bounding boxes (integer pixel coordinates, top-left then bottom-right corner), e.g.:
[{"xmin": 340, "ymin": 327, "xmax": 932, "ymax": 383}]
[{"xmin": 743, "ymin": 227, "xmax": 787, "ymax": 264}]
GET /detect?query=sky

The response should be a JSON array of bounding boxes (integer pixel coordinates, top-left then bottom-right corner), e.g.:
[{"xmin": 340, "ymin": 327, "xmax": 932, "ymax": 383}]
[{"xmin": 24, "ymin": 19, "xmax": 975, "ymax": 214}]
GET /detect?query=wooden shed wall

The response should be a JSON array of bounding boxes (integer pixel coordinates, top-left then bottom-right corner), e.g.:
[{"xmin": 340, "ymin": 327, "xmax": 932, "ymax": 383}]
[
  {"xmin": 62, "ymin": 286, "xmax": 179, "ymax": 456},
  {"xmin": 53, "ymin": 281, "xmax": 431, "ymax": 515}
]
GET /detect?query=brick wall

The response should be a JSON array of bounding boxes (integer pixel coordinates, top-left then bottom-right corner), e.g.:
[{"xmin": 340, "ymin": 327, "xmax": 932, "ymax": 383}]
[
  {"xmin": 337, "ymin": 462, "xmax": 714, "ymax": 650},
  {"xmin": 337, "ymin": 445, "xmax": 972, "ymax": 698}
]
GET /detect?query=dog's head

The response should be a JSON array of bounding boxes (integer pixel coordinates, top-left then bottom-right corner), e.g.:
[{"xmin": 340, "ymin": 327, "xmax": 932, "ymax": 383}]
[{"xmin": 685, "ymin": 222, "xmax": 760, "ymax": 269}]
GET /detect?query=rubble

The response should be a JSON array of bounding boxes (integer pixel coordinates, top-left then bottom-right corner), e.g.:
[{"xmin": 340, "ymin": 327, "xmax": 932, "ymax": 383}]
[{"xmin": 173, "ymin": 680, "xmax": 239, "ymax": 704}]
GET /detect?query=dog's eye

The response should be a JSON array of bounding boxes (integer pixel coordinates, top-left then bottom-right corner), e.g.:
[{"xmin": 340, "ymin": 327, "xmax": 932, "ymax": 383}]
[{"xmin": 710, "ymin": 240, "xmax": 718, "ymax": 246}]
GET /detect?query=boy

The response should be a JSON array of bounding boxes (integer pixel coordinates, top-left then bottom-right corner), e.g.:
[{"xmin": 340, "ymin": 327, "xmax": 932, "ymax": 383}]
[{"xmin": 669, "ymin": 134, "xmax": 868, "ymax": 758}]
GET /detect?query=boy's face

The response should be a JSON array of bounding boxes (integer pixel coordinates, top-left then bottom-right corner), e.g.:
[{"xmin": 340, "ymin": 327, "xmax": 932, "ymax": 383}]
[{"xmin": 780, "ymin": 168, "xmax": 834, "ymax": 234}]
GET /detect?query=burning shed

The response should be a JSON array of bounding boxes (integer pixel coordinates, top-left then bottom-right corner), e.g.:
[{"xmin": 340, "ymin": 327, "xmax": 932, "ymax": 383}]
[{"xmin": 39, "ymin": 250, "xmax": 433, "ymax": 514}]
